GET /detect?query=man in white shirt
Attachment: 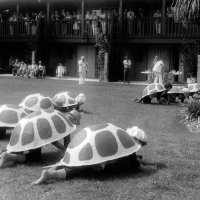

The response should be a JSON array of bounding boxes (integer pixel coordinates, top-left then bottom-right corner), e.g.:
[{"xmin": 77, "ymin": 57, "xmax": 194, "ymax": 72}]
[
  {"xmin": 78, "ymin": 56, "xmax": 88, "ymax": 85},
  {"xmin": 123, "ymin": 56, "xmax": 131, "ymax": 84},
  {"xmin": 152, "ymin": 58, "xmax": 164, "ymax": 84}
]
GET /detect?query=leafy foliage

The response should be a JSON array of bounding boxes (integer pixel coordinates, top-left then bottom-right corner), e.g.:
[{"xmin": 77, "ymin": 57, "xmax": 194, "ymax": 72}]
[
  {"xmin": 172, "ymin": 0, "xmax": 200, "ymax": 22},
  {"xmin": 179, "ymin": 42, "xmax": 200, "ymax": 79},
  {"xmin": 187, "ymin": 99, "xmax": 200, "ymax": 119},
  {"xmin": 95, "ymin": 31, "xmax": 110, "ymax": 81}
]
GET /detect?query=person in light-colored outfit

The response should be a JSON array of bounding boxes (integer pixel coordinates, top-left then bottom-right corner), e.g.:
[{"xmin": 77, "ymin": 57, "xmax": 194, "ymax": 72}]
[
  {"xmin": 56, "ymin": 62, "xmax": 65, "ymax": 78},
  {"xmin": 152, "ymin": 58, "xmax": 164, "ymax": 84},
  {"xmin": 78, "ymin": 56, "xmax": 88, "ymax": 85}
]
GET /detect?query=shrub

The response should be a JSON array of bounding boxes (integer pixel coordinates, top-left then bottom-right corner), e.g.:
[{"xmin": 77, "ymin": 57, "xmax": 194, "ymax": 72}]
[{"xmin": 187, "ymin": 99, "xmax": 200, "ymax": 119}]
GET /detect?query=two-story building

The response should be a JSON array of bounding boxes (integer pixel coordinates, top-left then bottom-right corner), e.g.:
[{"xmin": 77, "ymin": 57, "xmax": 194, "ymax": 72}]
[{"xmin": 0, "ymin": 0, "xmax": 199, "ymax": 82}]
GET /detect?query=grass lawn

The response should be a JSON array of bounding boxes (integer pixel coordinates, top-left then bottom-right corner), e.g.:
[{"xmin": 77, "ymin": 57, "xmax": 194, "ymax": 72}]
[{"xmin": 0, "ymin": 76, "xmax": 200, "ymax": 200}]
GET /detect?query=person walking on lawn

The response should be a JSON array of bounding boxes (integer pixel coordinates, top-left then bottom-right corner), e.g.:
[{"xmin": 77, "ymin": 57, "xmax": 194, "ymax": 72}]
[{"xmin": 123, "ymin": 56, "xmax": 132, "ymax": 84}]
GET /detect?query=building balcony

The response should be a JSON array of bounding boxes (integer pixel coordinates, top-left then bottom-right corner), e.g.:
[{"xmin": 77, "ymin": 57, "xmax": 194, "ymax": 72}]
[{"xmin": 0, "ymin": 18, "xmax": 199, "ymax": 42}]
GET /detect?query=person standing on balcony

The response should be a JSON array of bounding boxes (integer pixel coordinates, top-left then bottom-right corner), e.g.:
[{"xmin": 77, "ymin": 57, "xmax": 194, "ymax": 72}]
[
  {"xmin": 127, "ymin": 9, "xmax": 136, "ymax": 36},
  {"xmin": 152, "ymin": 57, "xmax": 164, "ymax": 84},
  {"xmin": 24, "ymin": 13, "xmax": 31, "ymax": 35},
  {"xmin": 64, "ymin": 11, "xmax": 73, "ymax": 35},
  {"xmin": 78, "ymin": 56, "xmax": 88, "ymax": 85},
  {"xmin": 123, "ymin": 56, "xmax": 132, "ymax": 84},
  {"xmin": 99, "ymin": 9, "xmax": 107, "ymax": 34},
  {"xmin": 60, "ymin": 9, "xmax": 66, "ymax": 36},
  {"xmin": 137, "ymin": 8, "xmax": 144, "ymax": 35},
  {"xmin": 85, "ymin": 10, "xmax": 92, "ymax": 35},
  {"xmin": 166, "ymin": 6, "xmax": 173, "ymax": 35},
  {"xmin": 92, "ymin": 11, "xmax": 98, "ymax": 35},
  {"xmin": 153, "ymin": 10, "xmax": 161, "ymax": 34},
  {"xmin": 9, "ymin": 12, "xmax": 17, "ymax": 35},
  {"xmin": 72, "ymin": 11, "xmax": 81, "ymax": 35}
]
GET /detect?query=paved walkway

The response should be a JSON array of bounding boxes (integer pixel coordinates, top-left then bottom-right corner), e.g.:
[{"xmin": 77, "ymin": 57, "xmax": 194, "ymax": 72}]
[{"xmin": 0, "ymin": 74, "xmax": 149, "ymax": 86}]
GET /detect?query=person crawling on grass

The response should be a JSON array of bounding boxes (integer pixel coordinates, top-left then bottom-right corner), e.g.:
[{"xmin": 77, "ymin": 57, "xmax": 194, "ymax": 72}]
[
  {"xmin": 0, "ymin": 141, "xmax": 64, "ymax": 168},
  {"xmin": 0, "ymin": 110, "xmax": 81, "ymax": 168},
  {"xmin": 133, "ymin": 83, "xmax": 172, "ymax": 104},
  {"xmin": 31, "ymin": 125, "xmax": 151, "ymax": 185},
  {"xmin": 31, "ymin": 153, "xmax": 146, "ymax": 185}
]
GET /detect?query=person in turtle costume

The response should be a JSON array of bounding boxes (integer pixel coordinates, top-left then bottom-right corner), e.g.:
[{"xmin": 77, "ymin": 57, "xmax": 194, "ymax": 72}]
[
  {"xmin": 31, "ymin": 124, "xmax": 147, "ymax": 185},
  {"xmin": 0, "ymin": 110, "xmax": 81, "ymax": 168},
  {"xmin": 52, "ymin": 91, "xmax": 86, "ymax": 113},
  {"xmin": 133, "ymin": 83, "xmax": 172, "ymax": 104}
]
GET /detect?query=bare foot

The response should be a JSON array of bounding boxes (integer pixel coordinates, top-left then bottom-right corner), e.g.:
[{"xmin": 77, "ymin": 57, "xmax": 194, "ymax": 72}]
[
  {"xmin": 31, "ymin": 170, "xmax": 49, "ymax": 185},
  {"xmin": 0, "ymin": 152, "xmax": 9, "ymax": 168}
]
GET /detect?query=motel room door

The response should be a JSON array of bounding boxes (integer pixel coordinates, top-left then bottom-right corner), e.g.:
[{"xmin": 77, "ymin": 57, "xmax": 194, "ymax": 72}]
[
  {"xmin": 129, "ymin": 46, "xmax": 147, "ymax": 81},
  {"xmin": 77, "ymin": 45, "xmax": 96, "ymax": 78}
]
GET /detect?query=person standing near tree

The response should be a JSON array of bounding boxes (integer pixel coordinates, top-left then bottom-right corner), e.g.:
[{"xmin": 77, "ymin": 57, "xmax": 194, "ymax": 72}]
[
  {"xmin": 78, "ymin": 56, "xmax": 88, "ymax": 85},
  {"xmin": 123, "ymin": 56, "xmax": 131, "ymax": 84},
  {"xmin": 152, "ymin": 57, "xmax": 164, "ymax": 84}
]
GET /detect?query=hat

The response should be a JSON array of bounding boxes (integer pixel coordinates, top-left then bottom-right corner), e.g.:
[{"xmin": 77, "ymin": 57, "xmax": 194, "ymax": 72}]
[
  {"xmin": 67, "ymin": 110, "xmax": 81, "ymax": 125},
  {"xmin": 126, "ymin": 126, "xmax": 147, "ymax": 146}
]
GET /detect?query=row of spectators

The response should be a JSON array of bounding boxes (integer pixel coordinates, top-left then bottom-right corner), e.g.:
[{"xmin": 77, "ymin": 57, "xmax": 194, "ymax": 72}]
[
  {"xmin": 11, "ymin": 59, "xmax": 46, "ymax": 78},
  {"xmin": 0, "ymin": 6, "xmax": 176, "ymax": 36}
]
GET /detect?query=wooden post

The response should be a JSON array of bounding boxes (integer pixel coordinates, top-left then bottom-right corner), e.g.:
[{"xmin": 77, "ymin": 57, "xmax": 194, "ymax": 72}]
[
  {"xmin": 32, "ymin": 51, "xmax": 36, "ymax": 64},
  {"xmin": 16, "ymin": 4, "xmax": 19, "ymax": 36},
  {"xmin": 16, "ymin": 4, "xmax": 19, "ymax": 20},
  {"xmin": 47, "ymin": 2, "xmax": 50, "ymax": 21},
  {"xmin": 162, "ymin": 0, "xmax": 166, "ymax": 35},
  {"xmin": 119, "ymin": 0, "xmax": 123, "ymax": 36},
  {"xmin": 197, "ymin": 55, "xmax": 200, "ymax": 83},
  {"xmin": 81, "ymin": 0, "xmax": 85, "ymax": 39},
  {"xmin": 104, "ymin": 52, "xmax": 109, "ymax": 82}
]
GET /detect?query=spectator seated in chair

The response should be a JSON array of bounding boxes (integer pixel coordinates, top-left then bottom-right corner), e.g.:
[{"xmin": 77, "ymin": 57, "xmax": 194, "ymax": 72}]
[
  {"xmin": 12, "ymin": 59, "xmax": 20, "ymax": 76},
  {"xmin": 56, "ymin": 62, "xmax": 65, "ymax": 78},
  {"xmin": 35, "ymin": 61, "xmax": 46, "ymax": 79},
  {"xmin": 27, "ymin": 62, "xmax": 38, "ymax": 78}
]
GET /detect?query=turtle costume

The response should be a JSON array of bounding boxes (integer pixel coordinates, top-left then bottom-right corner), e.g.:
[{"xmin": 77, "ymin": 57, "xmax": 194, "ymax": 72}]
[
  {"xmin": 134, "ymin": 83, "xmax": 172, "ymax": 104},
  {"xmin": 31, "ymin": 124, "xmax": 147, "ymax": 185}
]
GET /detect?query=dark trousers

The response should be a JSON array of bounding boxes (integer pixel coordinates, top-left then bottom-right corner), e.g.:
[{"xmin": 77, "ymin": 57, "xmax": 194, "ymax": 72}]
[{"xmin": 124, "ymin": 68, "xmax": 130, "ymax": 83}]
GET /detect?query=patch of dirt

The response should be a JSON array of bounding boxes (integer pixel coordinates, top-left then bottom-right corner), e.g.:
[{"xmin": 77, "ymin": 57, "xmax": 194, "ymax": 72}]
[{"xmin": 179, "ymin": 106, "xmax": 200, "ymax": 133}]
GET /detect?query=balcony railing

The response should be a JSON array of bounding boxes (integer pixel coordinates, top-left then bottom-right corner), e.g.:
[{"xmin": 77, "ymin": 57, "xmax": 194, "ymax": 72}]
[{"xmin": 0, "ymin": 18, "xmax": 199, "ymax": 40}]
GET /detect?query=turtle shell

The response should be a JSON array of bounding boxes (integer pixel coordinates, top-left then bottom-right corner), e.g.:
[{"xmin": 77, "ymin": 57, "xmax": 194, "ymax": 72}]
[
  {"xmin": 0, "ymin": 104, "xmax": 30, "ymax": 128},
  {"xmin": 52, "ymin": 91, "xmax": 77, "ymax": 108},
  {"xmin": 19, "ymin": 93, "xmax": 53, "ymax": 111},
  {"xmin": 168, "ymin": 86, "xmax": 183, "ymax": 94},
  {"xmin": 188, "ymin": 84, "xmax": 200, "ymax": 93},
  {"xmin": 50, "ymin": 123, "xmax": 141, "ymax": 168},
  {"xmin": 141, "ymin": 83, "xmax": 165, "ymax": 99},
  {"xmin": 7, "ymin": 109, "xmax": 76, "ymax": 152}
]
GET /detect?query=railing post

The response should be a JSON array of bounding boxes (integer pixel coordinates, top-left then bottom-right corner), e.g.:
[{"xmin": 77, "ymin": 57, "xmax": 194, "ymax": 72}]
[
  {"xmin": 81, "ymin": 0, "xmax": 85, "ymax": 39},
  {"xmin": 46, "ymin": 2, "xmax": 50, "ymax": 38},
  {"xmin": 162, "ymin": 0, "xmax": 166, "ymax": 36},
  {"xmin": 119, "ymin": 0, "xmax": 123, "ymax": 37},
  {"xmin": 16, "ymin": 3, "xmax": 19, "ymax": 37}
]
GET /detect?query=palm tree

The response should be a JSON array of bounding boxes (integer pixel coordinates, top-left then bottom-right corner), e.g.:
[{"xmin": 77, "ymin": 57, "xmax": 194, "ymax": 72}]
[{"xmin": 172, "ymin": 0, "xmax": 199, "ymax": 22}]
